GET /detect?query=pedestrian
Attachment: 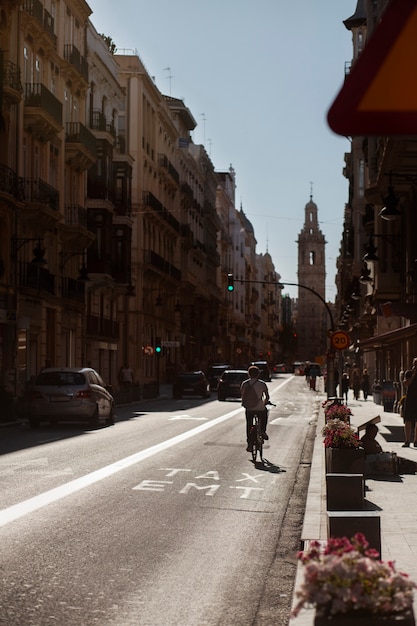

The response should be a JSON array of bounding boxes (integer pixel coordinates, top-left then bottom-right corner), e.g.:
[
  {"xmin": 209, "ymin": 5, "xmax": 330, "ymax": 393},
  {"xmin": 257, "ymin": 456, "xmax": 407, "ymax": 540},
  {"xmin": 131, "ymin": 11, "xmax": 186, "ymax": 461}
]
[
  {"xmin": 361, "ymin": 368, "xmax": 370, "ymax": 401},
  {"xmin": 240, "ymin": 365, "xmax": 270, "ymax": 451},
  {"xmin": 341, "ymin": 372, "xmax": 350, "ymax": 404},
  {"xmin": 402, "ymin": 357, "xmax": 417, "ymax": 447},
  {"xmin": 352, "ymin": 368, "xmax": 361, "ymax": 400},
  {"xmin": 117, "ymin": 363, "xmax": 133, "ymax": 402}
]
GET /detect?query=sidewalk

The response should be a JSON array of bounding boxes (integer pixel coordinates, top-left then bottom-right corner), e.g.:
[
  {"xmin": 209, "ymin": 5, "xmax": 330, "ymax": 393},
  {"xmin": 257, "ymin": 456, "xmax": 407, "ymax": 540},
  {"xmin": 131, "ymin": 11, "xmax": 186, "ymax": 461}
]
[{"xmin": 290, "ymin": 395, "xmax": 417, "ymax": 625}]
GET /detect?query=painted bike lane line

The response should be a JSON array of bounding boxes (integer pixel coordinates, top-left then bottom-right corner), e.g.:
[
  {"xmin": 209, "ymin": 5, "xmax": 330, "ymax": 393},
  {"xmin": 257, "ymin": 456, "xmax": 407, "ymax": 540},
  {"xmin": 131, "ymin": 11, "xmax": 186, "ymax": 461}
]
[{"xmin": 0, "ymin": 377, "xmax": 292, "ymax": 528}]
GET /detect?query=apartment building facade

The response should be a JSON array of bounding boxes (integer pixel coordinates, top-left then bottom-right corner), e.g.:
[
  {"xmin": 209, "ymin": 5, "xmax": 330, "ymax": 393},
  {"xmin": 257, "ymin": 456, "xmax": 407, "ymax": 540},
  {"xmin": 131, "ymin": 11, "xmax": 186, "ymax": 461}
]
[
  {"xmin": 0, "ymin": 1, "xmax": 284, "ymax": 401},
  {"xmin": 336, "ymin": 0, "xmax": 417, "ymax": 388}
]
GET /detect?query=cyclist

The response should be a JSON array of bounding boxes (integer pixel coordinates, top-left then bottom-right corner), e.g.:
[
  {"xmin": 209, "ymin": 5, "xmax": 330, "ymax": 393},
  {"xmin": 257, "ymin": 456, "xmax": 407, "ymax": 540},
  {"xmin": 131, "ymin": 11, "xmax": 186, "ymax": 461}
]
[{"xmin": 241, "ymin": 365, "xmax": 270, "ymax": 451}]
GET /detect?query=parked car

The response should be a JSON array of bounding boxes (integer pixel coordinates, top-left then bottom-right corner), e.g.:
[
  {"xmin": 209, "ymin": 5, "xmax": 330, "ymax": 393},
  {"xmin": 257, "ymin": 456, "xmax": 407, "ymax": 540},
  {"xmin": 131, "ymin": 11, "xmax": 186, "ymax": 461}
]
[
  {"xmin": 173, "ymin": 371, "xmax": 210, "ymax": 399},
  {"xmin": 206, "ymin": 364, "xmax": 231, "ymax": 390},
  {"xmin": 217, "ymin": 369, "xmax": 249, "ymax": 401},
  {"xmin": 29, "ymin": 367, "xmax": 115, "ymax": 428},
  {"xmin": 250, "ymin": 360, "xmax": 271, "ymax": 382}
]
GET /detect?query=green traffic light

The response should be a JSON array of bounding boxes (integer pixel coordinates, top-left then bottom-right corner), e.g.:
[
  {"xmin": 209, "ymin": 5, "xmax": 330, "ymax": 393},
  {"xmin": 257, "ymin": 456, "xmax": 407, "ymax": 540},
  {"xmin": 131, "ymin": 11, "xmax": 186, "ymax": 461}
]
[{"xmin": 227, "ymin": 273, "xmax": 234, "ymax": 292}]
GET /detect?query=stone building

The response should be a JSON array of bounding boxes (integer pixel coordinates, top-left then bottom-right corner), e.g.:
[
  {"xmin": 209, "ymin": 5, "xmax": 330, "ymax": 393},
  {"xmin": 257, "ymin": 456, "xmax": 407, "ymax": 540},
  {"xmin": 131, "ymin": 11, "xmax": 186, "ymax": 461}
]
[
  {"xmin": 0, "ymin": 1, "xmax": 284, "ymax": 401},
  {"xmin": 297, "ymin": 194, "xmax": 327, "ymax": 361}
]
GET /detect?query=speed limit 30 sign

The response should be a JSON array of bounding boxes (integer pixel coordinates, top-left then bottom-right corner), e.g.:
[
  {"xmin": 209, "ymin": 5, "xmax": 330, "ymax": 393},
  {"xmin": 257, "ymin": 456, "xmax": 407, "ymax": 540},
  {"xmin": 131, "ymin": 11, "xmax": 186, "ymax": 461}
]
[{"xmin": 330, "ymin": 330, "xmax": 350, "ymax": 351}]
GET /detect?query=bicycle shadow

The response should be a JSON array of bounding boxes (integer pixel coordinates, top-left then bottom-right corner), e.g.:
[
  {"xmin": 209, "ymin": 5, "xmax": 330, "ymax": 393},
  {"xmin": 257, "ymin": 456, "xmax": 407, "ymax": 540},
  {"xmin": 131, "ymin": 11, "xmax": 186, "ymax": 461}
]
[{"xmin": 251, "ymin": 457, "xmax": 286, "ymax": 473}]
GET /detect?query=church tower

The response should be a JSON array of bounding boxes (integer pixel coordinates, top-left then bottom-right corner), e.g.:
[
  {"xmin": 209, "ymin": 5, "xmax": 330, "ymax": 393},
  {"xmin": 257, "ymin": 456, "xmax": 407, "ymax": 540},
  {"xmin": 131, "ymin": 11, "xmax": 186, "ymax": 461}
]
[{"xmin": 297, "ymin": 193, "xmax": 327, "ymax": 361}]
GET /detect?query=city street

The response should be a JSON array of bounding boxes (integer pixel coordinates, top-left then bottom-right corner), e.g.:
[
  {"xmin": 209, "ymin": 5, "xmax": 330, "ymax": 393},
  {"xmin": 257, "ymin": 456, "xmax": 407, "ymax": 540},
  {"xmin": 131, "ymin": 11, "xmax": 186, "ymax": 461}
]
[{"xmin": 0, "ymin": 375, "xmax": 320, "ymax": 626}]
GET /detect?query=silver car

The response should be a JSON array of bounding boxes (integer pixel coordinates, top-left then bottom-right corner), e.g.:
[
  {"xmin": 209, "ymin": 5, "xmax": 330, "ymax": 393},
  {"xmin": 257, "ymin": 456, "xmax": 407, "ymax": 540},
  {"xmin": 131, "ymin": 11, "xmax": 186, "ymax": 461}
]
[{"xmin": 30, "ymin": 367, "xmax": 115, "ymax": 428}]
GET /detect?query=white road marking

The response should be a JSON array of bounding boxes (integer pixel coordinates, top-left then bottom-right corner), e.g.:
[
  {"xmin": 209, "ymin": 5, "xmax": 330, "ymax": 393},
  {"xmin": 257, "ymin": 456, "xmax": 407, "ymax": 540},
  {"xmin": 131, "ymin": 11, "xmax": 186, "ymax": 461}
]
[
  {"xmin": 169, "ymin": 416, "xmax": 208, "ymax": 421},
  {"xmin": 0, "ymin": 406, "xmax": 242, "ymax": 528},
  {"xmin": 0, "ymin": 377, "xmax": 292, "ymax": 528}
]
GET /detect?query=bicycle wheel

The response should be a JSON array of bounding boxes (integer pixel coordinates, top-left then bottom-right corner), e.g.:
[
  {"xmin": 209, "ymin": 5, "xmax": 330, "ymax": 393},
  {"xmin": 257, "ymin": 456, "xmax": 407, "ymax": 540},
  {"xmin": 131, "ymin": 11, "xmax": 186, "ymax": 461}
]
[
  {"xmin": 251, "ymin": 438, "xmax": 257, "ymax": 463},
  {"xmin": 249, "ymin": 426, "xmax": 257, "ymax": 462},
  {"xmin": 258, "ymin": 434, "xmax": 263, "ymax": 461}
]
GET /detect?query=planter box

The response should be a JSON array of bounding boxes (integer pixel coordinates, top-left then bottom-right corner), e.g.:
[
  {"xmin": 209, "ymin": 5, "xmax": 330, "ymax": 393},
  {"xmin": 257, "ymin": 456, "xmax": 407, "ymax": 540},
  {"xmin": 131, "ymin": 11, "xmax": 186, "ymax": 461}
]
[
  {"xmin": 315, "ymin": 610, "xmax": 415, "ymax": 624},
  {"xmin": 326, "ymin": 473, "xmax": 364, "ymax": 510},
  {"xmin": 325, "ymin": 447, "xmax": 365, "ymax": 474},
  {"xmin": 327, "ymin": 510, "xmax": 381, "ymax": 556}
]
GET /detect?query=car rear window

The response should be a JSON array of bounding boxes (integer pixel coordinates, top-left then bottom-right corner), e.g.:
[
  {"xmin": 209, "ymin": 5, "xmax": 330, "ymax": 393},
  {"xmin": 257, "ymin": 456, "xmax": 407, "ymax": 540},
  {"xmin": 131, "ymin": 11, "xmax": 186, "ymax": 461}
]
[
  {"xmin": 35, "ymin": 372, "xmax": 86, "ymax": 386},
  {"xmin": 223, "ymin": 372, "xmax": 247, "ymax": 383},
  {"xmin": 177, "ymin": 374, "xmax": 199, "ymax": 382}
]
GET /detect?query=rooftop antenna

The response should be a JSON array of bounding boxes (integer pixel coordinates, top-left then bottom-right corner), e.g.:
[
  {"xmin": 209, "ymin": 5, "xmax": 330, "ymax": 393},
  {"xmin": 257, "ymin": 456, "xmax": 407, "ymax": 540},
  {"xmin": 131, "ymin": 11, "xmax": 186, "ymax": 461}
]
[
  {"xmin": 163, "ymin": 67, "xmax": 173, "ymax": 95},
  {"xmin": 207, "ymin": 138, "xmax": 212, "ymax": 156}
]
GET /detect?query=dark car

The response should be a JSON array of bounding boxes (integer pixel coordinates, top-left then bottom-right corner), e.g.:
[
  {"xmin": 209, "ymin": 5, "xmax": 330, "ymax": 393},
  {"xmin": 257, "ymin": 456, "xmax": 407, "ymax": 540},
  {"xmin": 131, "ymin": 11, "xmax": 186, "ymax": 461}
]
[
  {"xmin": 250, "ymin": 361, "xmax": 271, "ymax": 382},
  {"xmin": 29, "ymin": 367, "xmax": 115, "ymax": 428},
  {"xmin": 206, "ymin": 364, "xmax": 231, "ymax": 390},
  {"xmin": 173, "ymin": 371, "xmax": 211, "ymax": 399},
  {"xmin": 274, "ymin": 363, "xmax": 287, "ymax": 373},
  {"xmin": 217, "ymin": 369, "xmax": 249, "ymax": 401}
]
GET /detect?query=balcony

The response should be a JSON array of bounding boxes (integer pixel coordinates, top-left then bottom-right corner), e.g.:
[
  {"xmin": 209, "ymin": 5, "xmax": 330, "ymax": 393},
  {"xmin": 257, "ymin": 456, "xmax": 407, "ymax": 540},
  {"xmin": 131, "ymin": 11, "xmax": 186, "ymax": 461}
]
[
  {"xmin": 0, "ymin": 165, "xmax": 24, "ymax": 202},
  {"xmin": 87, "ymin": 254, "xmax": 113, "ymax": 277},
  {"xmin": 143, "ymin": 191, "xmax": 180, "ymax": 232},
  {"xmin": 24, "ymin": 83, "xmax": 62, "ymax": 141},
  {"xmin": 0, "ymin": 53, "xmax": 23, "ymax": 105},
  {"xmin": 143, "ymin": 249, "xmax": 181, "ymax": 282},
  {"xmin": 61, "ymin": 277, "xmax": 85, "ymax": 303},
  {"xmin": 65, "ymin": 122, "xmax": 97, "ymax": 171},
  {"xmin": 63, "ymin": 44, "xmax": 88, "ymax": 83},
  {"xmin": 158, "ymin": 153, "xmax": 180, "ymax": 185},
  {"xmin": 17, "ymin": 261, "xmax": 55, "ymax": 295},
  {"xmin": 21, "ymin": 177, "xmax": 60, "ymax": 229},
  {"xmin": 89, "ymin": 110, "xmax": 116, "ymax": 146},
  {"xmin": 21, "ymin": 0, "xmax": 57, "ymax": 48},
  {"xmin": 86, "ymin": 315, "xmax": 119, "ymax": 340},
  {"xmin": 61, "ymin": 204, "xmax": 96, "ymax": 248}
]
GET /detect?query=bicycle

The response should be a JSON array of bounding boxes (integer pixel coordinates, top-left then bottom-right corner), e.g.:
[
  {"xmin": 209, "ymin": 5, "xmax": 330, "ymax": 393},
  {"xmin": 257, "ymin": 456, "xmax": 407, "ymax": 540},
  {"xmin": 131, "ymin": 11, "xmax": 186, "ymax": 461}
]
[{"xmin": 248, "ymin": 402, "xmax": 275, "ymax": 463}]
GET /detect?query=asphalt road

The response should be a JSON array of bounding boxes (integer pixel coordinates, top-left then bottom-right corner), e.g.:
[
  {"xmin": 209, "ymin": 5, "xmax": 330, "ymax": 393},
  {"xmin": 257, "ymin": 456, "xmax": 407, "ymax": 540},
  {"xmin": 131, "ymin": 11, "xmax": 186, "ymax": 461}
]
[{"xmin": 0, "ymin": 375, "xmax": 319, "ymax": 626}]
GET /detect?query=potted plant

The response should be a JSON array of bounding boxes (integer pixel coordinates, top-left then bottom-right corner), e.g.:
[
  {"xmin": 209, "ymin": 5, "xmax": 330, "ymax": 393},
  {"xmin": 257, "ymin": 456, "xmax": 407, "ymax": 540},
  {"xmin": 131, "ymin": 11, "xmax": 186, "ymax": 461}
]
[
  {"xmin": 291, "ymin": 533, "xmax": 416, "ymax": 624},
  {"xmin": 322, "ymin": 400, "xmax": 353, "ymax": 423},
  {"xmin": 323, "ymin": 418, "xmax": 365, "ymax": 474}
]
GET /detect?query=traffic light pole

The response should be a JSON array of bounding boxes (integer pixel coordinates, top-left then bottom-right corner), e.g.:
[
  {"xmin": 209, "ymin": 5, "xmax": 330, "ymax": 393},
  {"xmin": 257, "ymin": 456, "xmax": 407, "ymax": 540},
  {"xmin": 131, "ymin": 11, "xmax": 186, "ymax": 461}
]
[{"xmin": 228, "ymin": 276, "xmax": 335, "ymax": 398}]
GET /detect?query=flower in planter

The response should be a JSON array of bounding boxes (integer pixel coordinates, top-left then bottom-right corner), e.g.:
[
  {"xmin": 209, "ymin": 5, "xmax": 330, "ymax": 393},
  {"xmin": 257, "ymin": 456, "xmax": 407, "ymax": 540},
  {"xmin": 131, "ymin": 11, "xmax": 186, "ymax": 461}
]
[
  {"xmin": 322, "ymin": 418, "xmax": 360, "ymax": 449},
  {"xmin": 322, "ymin": 400, "xmax": 353, "ymax": 423},
  {"xmin": 291, "ymin": 533, "xmax": 417, "ymax": 618}
]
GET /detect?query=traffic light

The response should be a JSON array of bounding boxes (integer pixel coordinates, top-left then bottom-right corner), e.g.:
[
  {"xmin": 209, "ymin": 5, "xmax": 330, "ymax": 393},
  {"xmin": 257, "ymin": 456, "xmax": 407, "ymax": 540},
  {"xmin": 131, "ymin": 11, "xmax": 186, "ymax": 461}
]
[
  {"xmin": 155, "ymin": 337, "xmax": 162, "ymax": 354},
  {"xmin": 227, "ymin": 273, "xmax": 234, "ymax": 292}
]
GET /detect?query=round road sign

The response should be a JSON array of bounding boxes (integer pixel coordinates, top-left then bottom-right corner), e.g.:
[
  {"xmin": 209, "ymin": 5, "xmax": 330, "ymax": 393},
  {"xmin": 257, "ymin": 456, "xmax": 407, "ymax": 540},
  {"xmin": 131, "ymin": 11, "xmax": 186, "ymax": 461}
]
[{"xmin": 331, "ymin": 330, "xmax": 350, "ymax": 351}]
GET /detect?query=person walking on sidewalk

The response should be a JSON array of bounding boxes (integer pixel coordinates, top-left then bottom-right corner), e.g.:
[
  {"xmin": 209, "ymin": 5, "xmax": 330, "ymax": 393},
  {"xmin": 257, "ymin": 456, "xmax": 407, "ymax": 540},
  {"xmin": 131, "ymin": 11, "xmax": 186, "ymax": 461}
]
[
  {"xmin": 241, "ymin": 365, "xmax": 270, "ymax": 451},
  {"xmin": 402, "ymin": 357, "xmax": 417, "ymax": 447},
  {"xmin": 361, "ymin": 368, "xmax": 370, "ymax": 401},
  {"xmin": 341, "ymin": 372, "xmax": 350, "ymax": 404}
]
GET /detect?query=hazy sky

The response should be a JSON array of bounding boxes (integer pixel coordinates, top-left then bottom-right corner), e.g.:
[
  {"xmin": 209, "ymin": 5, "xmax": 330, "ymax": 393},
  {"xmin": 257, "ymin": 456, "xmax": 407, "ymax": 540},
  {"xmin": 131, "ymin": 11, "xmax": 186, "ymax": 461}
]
[{"xmin": 87, "ymin": 1, "xmax": 356, "ymax": 300}]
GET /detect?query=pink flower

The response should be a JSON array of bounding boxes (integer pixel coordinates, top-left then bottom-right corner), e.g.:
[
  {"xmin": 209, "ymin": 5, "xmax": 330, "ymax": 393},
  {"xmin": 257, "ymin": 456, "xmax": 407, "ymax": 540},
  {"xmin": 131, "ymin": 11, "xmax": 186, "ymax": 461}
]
[{"xmin": 291, "ymin": 533, "xmax": 417, "ymax": 618}]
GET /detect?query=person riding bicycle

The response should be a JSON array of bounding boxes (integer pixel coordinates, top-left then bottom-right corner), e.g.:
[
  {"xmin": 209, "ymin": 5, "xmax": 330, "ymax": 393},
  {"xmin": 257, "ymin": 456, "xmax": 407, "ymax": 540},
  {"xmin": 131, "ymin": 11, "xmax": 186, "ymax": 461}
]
[{"xmin": 241, "ymin": 365, "xmax": 270, "ymax": 451}]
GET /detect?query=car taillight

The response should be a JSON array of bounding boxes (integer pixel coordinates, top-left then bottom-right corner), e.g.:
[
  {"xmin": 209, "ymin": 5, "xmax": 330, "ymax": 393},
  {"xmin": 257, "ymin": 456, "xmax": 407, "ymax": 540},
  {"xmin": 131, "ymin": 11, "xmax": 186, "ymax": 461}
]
[{"xmin": 76, "ymin": 390, "xmax": 93, "ymax": 399}]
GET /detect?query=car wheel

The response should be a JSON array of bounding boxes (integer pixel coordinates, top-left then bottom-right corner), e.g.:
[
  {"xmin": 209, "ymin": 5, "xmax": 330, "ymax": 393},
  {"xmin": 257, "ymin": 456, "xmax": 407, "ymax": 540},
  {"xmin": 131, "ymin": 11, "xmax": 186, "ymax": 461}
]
[
  {"xmin": 88, "ymin": 406, "xmax": 100, "ymax": 428},
  {"xmin": 29, "ymin": 417, "xmax": 40, "ymax": 428}
]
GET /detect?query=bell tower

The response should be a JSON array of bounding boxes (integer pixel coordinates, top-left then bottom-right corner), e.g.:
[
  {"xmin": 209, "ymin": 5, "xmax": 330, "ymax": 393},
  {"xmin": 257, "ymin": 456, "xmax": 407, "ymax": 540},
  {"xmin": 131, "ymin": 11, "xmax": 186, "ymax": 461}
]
[{"xmin": 297, "ymin": 192, "xmax": 327, "ymax": 361}]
